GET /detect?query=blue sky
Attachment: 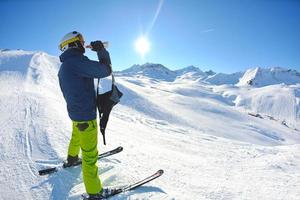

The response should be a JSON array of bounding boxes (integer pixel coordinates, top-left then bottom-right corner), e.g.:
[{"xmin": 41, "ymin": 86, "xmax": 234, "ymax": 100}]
[{"xmin": 1, "ymin": 0, "xmax": 300, "ymax": 73}]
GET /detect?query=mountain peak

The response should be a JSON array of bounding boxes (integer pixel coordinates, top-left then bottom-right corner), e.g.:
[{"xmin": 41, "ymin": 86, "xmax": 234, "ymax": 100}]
[
  {"xmin": 174, "ymin": 65, "xmax": 204, "ymax": 75},
  {"xmin": 205, "ymin": 70, "xmax": 216, "ymax": 76},
  {"xmin": 237, "ymin": 67, "xmax": 300, "ymax": 87},
  {"xmin": 121, "ymin": 63, "xmax": 176, "ymax": 81},
  {"xmin": 122, "ymin": 63, "xmax": 169, "ymax": 72}
]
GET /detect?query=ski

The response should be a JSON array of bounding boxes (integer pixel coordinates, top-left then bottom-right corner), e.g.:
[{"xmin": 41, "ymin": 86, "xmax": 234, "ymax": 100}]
[
  {"xmin": 82, "ymin": 169, "xmax": 164, "ymax": 199},
  {"xmin": 38, "ymin": 146, "xmax": 123, "ymax": 176}
]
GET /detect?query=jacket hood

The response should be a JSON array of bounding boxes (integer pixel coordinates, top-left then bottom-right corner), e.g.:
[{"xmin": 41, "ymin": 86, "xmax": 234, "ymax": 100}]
[{"xmin": 59, "ymin": 48, "xmax": 84, "ymax": 62}]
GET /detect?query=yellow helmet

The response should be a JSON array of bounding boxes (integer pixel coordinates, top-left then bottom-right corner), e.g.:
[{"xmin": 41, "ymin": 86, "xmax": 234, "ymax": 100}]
[{"xmin": 59, "ymin": 31, "xmax": 85, "ymax": 52}]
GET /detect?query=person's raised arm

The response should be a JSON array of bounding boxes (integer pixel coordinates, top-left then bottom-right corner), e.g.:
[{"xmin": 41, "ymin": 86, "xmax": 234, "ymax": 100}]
[{"xmin": 74, "ymin": 41, "xmax": 112, "ymax": 78}]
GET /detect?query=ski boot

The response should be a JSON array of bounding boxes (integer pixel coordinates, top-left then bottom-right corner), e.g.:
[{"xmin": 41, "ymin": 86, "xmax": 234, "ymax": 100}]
[
  {"xmin": 87, "ymin": 188, "xmax": 121, "ymax": 200},
  {"xmin": 63, "ymin": 155, "xmax": 80, "ymax": 168}
]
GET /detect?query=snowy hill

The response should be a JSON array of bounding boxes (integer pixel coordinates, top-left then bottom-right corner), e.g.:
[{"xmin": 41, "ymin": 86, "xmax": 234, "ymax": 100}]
[
  {"xmin": 0, "ymin": 50, "xmax": 36, "ymax": 73},
  {"xmin": 1, "ymin": 50, "xmax": 300, "ymax": 200},
  {"xmin": 120, "ymin": 63, "xmax": 176, "ymax": 81},
  {"xmin": 213, "ymin": 83, "xmax": 300, "ymax": 127},
  {"xmin": 237, "ymin": 67, "xmax": 300, "ymax": 87},
  {"xmin": 120, "ymin": 63, "xmax": 240, "ymax": 84},
  {"xmin": 120, "ymin": 64, "xmax": 211, "ymax": 81},
  {"xmin": 174, "ymin": 65, "xmax": 205, "ymax": 75},
  {"xmin": 174, "ymin": 66, "xmax": 208, "ymax": 81},
  {"xmin": 204, "ymin": 72, "xmax": 243, "ymax": 85}
]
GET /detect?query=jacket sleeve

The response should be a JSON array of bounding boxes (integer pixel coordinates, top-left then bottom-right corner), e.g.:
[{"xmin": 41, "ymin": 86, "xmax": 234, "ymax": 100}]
[{"xmin": 73, "ymin": 49, "xmax": 112, "ymax": 78}]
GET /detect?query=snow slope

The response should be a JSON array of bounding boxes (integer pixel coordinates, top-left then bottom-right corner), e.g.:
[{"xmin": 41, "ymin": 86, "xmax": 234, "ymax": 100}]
[
  {"xmin": 0, "ymin": 50, "xmax": 300, "ymax": 200},
  {"xmin": 121, "ymin": 63, "xmax": 241, "ymax": 84},
  {"xmin": 204, "ymin": 72, "xmax": 243, "ymax": 85},
  {"xmin": 213, "ymin": 83, "xmax": 300, "ymax": 128},
  {"xmin": 120, "ymin": 63, "xmax": 176, "ymax": 81},
  {"xmin": 237, "ymin": 67, "xmax": 300, "ymax": 87}
]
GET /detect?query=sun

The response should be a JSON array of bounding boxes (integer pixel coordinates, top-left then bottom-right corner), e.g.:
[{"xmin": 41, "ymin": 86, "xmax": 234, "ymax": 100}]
[{"xmin": 135, "ymin": 36, "xmax": 150, "ymax": 57}]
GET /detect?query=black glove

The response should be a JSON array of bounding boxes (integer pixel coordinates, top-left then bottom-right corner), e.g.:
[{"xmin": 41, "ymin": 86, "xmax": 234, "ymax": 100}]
[{"xmin": 90, "ymin": 41, "xmax": 104, "ymax": 51}]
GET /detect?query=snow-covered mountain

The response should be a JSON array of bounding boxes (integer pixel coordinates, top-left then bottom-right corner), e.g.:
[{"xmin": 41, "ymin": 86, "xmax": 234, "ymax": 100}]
[
  {"xmin": 205, "ymin": 72, "xmax": 243, "ymax": 85},
  {"xmin": 1, "ymin": 50, "xmax": 300, "ymax": 200},
  {"xmin": 120, "ymin": 63, "xmax": 177, "ymax": 81},
  {"xmin": 213, "ymin": 83, "xmax": 300, "ymax": 126},
  {"xmin": 174, "ymin": 66, "xmax": 208, "ymax": 81},
  {"xmin": 237, "ymin": 67, "xmax": 300, "ymax": 87},
  {"xmin": 121, "ymin": 64, "xmax": 300, "ymax": 87},
  {"xmin": 174, "ymin": 65, "xmax": 205, "ymax": 75},
  {"xmin": 0, "ymin": 49, "xmax": 36, "ymax": 73},
  {"xmin": 120, "ymin": 63, "xmax": 240, "ymax": 83}
]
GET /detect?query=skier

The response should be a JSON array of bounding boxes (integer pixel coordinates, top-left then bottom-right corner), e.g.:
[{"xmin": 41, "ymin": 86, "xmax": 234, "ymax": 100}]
[{"xmin": 58, "ymin": 31, "xmax": 116, "ymax": 199}]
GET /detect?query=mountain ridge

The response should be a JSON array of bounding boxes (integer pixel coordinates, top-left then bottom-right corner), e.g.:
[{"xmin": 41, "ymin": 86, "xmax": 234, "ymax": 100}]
[
  {"xmin": 2, "ymin": 49, "xmax": 299, "ymax": 86},
  {"xmin": 119, "ymin": 62, "xmax": 300, "ymax": 87}
]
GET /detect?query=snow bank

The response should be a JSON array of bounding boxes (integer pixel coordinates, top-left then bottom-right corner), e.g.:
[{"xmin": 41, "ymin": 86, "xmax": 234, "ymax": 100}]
[{"xmin": 0, "ymin": 50, "xmax": 36, "ymax": 74}]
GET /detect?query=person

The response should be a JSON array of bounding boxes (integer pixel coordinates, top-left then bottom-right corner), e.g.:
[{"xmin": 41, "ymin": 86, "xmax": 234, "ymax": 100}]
[{"xmin": 58, "ymin": 31, "xmax": 115, "ymax": 199}]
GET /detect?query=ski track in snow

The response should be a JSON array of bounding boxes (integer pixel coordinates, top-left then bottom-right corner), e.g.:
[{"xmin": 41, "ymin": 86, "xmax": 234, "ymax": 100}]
[{"xmin": 0, "ymin": 50, "xmax": 300, "ymax": 200}]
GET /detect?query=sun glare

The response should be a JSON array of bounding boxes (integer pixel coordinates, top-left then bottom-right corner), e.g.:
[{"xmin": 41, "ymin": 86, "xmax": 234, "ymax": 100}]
[{"xmin": 135, "ymin": 36, "xmax": 150, "ymax": 57}]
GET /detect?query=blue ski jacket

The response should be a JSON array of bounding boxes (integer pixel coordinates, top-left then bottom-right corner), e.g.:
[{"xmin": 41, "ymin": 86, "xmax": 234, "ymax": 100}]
[{"xmin": 58, "ymin": 48, "xmax": 111, "ymax": 121}]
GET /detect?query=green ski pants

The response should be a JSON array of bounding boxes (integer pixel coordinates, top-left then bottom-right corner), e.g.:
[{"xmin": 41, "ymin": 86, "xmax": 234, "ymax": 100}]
[{"xmin": 68, "ymin": 119, "xmax": 102, "ymax": 194}]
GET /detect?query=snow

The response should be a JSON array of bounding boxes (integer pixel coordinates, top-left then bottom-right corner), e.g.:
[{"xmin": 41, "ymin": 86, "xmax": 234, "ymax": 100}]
[
  {"xmin": 213, "ymin": 84, "xmax": 300, "ymax": 128},
  {"xmin": 120, "ymin": 63, "xmax": 176, "ymax": 81},
  {"xmin": 0, "ymin": 50, "xmax": 35, "ymax": 74},
  {"xmin": 205, "ymin": 72, "xmax": 243, "ymax": 85},
  {"xmin": 0, "ymin": 50, "xmax": 300, "ymax": 199},
  {"xmin": 237, "ymin": 67, "xmax": 300, "ymax": 87}
]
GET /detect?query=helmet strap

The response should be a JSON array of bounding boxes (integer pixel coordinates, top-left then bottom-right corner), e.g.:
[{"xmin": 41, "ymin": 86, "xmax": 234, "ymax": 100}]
[
  {"xmin": 76, "ymin": 41, "xmax": 85, "ymax": 53},
  {"xmin": 68, "ymin": 41, "xmax": 85, "ymax": 53}
]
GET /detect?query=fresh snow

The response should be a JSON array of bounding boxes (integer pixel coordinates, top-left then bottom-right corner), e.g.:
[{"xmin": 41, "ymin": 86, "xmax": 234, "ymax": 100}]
[
  {"xmin": 0, "ymin": 50, "xmax": 300, "ymax": 200},
  {"xmin": 237, "ymin": 67, "xmax": 300, "ymax": 87},
  {"xmin": 213, "ymin": 83, "xmax": 300, "ymax": 128},
  {"xmin": 120, "ymin": 63, "xmax": 176, "ymax": 81},
  {"xmin": 204, "ymin": 72, "xmax": 243, "ymax": 85}
]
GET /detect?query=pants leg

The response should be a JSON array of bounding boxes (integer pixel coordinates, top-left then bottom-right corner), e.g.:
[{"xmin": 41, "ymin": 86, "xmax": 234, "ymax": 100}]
[
  {"xmin": 73, "ymin": 120, "xmax": 102, "ymax": 195},
  {"xmin": 67, "ymin": 123, "xmax": 81, "ymax": 157}
]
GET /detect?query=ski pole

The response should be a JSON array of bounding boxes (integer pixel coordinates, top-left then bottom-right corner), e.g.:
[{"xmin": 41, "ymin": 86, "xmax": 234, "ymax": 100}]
[
  {"xmin": 100, "ymin": 128, "xmax": 106, "ymax": 145},
  {"xmin": 102, "ymin": 132, "xmax": 106, "ymax": 145}
]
